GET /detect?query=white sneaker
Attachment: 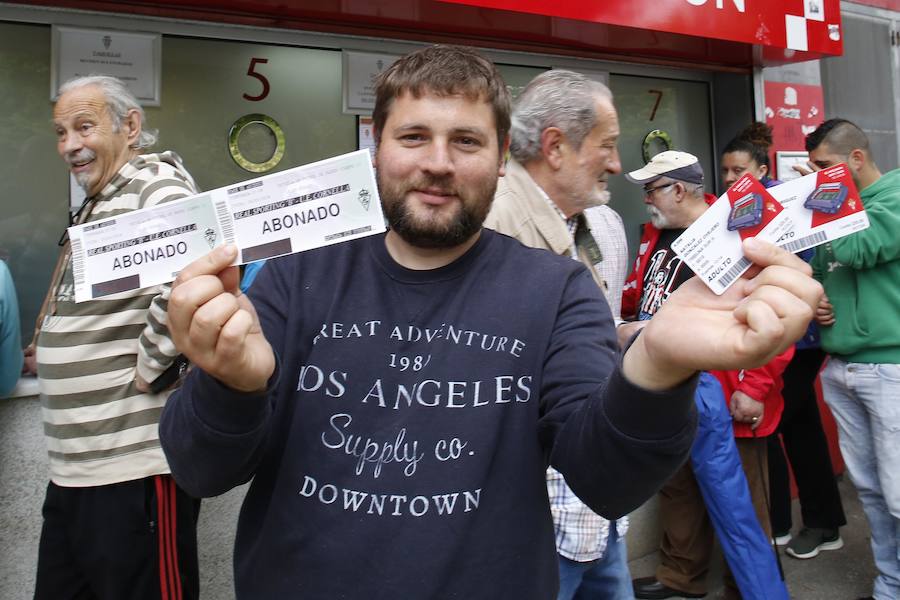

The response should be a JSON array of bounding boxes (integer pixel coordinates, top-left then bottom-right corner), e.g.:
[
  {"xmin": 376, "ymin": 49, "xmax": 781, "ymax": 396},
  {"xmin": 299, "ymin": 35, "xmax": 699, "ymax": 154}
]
[{"xmin": 774, "ymin": 531, "xmax": 792, "ymax": 546}]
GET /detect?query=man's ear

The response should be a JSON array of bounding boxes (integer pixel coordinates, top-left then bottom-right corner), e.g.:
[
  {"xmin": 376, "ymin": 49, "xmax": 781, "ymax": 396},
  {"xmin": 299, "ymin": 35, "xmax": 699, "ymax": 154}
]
[
  {"xmin": 498, "ymin": 135, "xmax": 510, "ymax": 177},
  {"xmin": 757, "ymin": 164, "xmax": 769, "ymax": 179},
  {"xmin": 371, "ymin": 131, "xmax": 381, "ymax": 170},
  {"xmin": 540, "ymin": 127, "xmax": 565, "ymax": 170},
  {"xmin": 123, "ymin": 109, "xmax": 142, "ymax": 147},
  {"xmin": 848, "ymin": 148, "xmax": 866, "ymax": 172},
  {"xmin": 673, "ymin": 181, "xmax": 686, "ymax": 202}
]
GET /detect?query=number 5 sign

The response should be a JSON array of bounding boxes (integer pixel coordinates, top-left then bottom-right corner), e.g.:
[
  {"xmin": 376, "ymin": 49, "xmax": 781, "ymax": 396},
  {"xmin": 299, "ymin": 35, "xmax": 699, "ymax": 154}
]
[{"xmin": 243, "ymin": 57, "xmax": 270, "ymax": 101}]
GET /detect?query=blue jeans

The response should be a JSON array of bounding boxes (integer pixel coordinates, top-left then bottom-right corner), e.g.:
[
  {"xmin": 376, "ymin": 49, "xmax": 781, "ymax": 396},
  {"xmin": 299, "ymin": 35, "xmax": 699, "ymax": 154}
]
[
  {"xmin": 557, "ymin": 525, "xmax": 633, "ymax": 600},
  {"xmin": 821, "ymin": 359, "xmax": 900, "ymax": 600}
]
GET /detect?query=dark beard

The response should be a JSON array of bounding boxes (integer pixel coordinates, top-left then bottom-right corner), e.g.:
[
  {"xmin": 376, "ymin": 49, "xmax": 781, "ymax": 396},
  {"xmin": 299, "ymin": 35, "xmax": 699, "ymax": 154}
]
[{"xmin": 378, "ymin": 172, "xmax": 495, "ymax": 249}]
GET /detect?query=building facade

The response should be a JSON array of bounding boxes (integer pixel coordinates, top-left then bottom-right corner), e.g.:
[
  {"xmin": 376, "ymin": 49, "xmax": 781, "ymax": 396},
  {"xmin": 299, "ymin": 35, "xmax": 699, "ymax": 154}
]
[{"xmin": 1, "ymin": 0, "xmax": 898, "ymax": 596}]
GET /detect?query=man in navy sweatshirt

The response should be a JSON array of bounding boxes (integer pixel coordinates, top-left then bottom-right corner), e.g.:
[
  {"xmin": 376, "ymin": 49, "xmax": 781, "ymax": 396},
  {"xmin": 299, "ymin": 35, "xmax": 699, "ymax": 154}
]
[{"xmin": 159, "ymin": 45, "xmax": 823, "ymax": 600}]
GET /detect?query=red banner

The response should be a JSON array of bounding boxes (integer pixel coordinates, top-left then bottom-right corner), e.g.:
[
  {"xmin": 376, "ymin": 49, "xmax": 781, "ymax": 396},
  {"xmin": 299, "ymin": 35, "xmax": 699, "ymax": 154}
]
[{"xmin": 439, "ymin": 0, "xmax": 843, "ymax": 56}]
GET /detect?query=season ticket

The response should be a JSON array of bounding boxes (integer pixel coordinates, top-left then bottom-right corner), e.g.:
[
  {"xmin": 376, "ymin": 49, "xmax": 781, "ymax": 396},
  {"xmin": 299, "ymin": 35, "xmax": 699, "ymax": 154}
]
[{"xmin": 68, "ymin": 150, "xmax": 384, "ymax": 302}]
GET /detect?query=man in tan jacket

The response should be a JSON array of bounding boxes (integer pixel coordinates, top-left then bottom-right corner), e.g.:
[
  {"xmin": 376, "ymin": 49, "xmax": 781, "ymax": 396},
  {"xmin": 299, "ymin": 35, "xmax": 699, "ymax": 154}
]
[{"xmin": 484, "ymin": 69, "xmax": 632, "ymax": 600}]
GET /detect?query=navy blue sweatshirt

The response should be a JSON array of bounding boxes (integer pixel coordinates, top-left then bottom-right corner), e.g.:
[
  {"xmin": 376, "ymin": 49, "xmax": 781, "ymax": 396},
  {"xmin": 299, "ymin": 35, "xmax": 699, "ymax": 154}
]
[{"xmin": 160, "ymin": 230, "xmax": 696, "ymax": 599}]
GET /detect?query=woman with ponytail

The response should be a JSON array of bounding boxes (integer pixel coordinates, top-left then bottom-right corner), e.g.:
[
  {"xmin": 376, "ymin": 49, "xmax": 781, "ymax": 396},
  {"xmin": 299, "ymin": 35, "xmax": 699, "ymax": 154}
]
[{"xmin": 721, "ymin": 122, "xmax": 781, "ymax": 189}]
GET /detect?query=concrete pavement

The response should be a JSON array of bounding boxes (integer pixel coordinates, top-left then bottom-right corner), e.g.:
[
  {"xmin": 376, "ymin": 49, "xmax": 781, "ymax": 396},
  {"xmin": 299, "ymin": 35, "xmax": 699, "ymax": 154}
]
[{"xmin": 628, "ymin": 475, "xmax": 879, "ymax": 599}]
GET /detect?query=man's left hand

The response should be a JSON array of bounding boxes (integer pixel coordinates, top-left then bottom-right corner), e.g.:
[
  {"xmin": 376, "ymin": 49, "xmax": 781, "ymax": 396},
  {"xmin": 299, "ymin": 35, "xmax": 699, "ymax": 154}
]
[
  {"xmin": 816, "ymin": 294, "xmax": 836, "ymax": 326},
  {"xmin": 623, "ymin": 238, "xmax": 822, "ymax": 390},
  {"xmin": 135, "ymin": 374, "xmax": 151, "ymax": 393}
]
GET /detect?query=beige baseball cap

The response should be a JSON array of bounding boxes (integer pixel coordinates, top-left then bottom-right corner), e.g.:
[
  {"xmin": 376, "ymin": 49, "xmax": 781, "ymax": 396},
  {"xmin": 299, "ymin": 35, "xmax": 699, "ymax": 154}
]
[{"xmin": 626, "ymin": 150, "xmax": 704, "ymax": 185}]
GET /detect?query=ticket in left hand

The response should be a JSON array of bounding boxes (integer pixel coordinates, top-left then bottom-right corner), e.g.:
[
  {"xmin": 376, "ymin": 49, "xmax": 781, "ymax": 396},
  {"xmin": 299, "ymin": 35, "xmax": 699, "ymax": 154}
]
[{"xmin": 68, "ymin": 149, "xmax": 385, "ymax": 302}]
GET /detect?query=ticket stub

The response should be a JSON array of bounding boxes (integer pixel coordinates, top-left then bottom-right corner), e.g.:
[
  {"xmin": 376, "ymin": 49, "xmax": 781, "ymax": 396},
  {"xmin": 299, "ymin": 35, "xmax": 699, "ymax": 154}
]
[
  {"xmin": 222, "ymin": 150, "xmax": 382, "ymax": 263},
  {"xmin": 766, "ymin": 163, "xmax": 869, "ymax": 254},
  {"xmin": 671, "ymin": 174, "xmax": 792, "ymax": 295},
  {"xmin": 69, "ymin": 150, "xmax": 385, "ymax": 302},
  {"xmin": 69, "ymin": 193, "xmax": 227, "ymax": 302}
]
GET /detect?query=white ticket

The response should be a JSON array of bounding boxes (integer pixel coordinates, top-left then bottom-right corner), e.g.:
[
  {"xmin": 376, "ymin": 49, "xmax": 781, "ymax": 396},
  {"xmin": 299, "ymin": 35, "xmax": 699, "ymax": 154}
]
[
  {"xmin": 69, "ymin": 150, "xmax": 385, "ymax": 302},
  {"xmin": 671, "ymin": 174, "xmax": 792, "ymax": 295},
  {"xmin": 766, "ymin": 164, "xmax": 869, "ymax": 254},
  {"xmin": 671, "ymin": 164, "xmax": 870, "ymax": 296}
]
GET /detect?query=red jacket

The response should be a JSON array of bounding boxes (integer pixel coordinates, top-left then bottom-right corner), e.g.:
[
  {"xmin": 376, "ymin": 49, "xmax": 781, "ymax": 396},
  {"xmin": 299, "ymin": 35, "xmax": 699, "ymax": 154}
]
[
  {"xmin": 711, "ymin": 348, "xmax": 793, "ymax": 438},
  {"xmin": 621, "ymin": 193, "xmax": 790, "ymax": 437}
]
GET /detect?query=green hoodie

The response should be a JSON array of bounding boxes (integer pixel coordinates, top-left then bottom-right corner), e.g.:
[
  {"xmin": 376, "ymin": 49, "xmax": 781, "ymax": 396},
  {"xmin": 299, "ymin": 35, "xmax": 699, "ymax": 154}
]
[{"xmin": 812, "ymin": 168, "xmax": 900, "ymax": 363}]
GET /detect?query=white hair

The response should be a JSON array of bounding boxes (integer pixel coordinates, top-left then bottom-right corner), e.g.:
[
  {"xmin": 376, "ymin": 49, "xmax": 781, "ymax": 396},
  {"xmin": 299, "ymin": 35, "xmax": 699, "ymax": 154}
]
[
  {"xmin": 58, "ymin": 74, "xmax": 157, "ymax": 149},
  {"xmin": 509, "ymin": 70, "xmax": 613, "ymax": 163}
]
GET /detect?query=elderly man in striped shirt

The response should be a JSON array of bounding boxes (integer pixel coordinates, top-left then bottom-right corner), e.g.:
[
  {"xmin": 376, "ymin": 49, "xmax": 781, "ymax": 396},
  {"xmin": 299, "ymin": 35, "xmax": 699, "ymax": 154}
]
[{"xmin": 30, "ymin": 75, "xmax": 201, "ymax": 600}]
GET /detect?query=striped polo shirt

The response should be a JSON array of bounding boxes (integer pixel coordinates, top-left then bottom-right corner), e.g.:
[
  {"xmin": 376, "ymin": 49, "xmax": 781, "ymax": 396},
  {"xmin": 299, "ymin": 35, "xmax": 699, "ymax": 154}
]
[{"xmin": 37, "ymin": 151, "xmax": 197, "ymax": 487}]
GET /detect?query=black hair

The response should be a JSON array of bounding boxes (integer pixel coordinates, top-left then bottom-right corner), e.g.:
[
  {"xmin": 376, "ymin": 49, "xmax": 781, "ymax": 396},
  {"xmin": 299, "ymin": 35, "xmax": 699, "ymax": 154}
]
[
  {"xmin": 722, "ymin": 122, "xmax": 773, "ymax": 169},
  {"xmin": 804, "ymin": 118, "xmax": 869, "ymax": 155}
]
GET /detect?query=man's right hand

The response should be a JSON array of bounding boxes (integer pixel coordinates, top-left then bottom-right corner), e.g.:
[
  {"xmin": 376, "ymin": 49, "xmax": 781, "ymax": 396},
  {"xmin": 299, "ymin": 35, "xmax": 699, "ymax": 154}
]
[
  {"xmin": 22, "ymin": 344, "xmax": 37, "ymax": 376},
  {"xmin": 169, "ymin": 245, "xmax": 275, "ymax": 393},
  {"xmin": 791, "ymin": 160, "xmax": 820, "ymax": 177},
  {"xmin": 624, "ymin": 239, "xmax": 822, "ymax": 391}
]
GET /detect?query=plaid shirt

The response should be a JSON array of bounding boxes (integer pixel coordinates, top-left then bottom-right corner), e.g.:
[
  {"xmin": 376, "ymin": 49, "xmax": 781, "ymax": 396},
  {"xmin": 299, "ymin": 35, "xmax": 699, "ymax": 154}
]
[
  {"xmin": 584, "ymin": 205, "xmax": 629, "ymax": 323},
  {"xmin": 542, "ymin": 200, "xmax": 631, "ymax": 561},
  {"xmin": 548, "ymin": 467, "xmax": 629, "ymax": 561}
]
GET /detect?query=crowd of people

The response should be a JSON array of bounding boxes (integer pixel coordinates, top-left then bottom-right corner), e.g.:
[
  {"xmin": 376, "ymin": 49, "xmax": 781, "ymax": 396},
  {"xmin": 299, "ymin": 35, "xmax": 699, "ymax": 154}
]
[{"xmin": 2, "ymin": 43, "xmax": 897, "ymax": 600}]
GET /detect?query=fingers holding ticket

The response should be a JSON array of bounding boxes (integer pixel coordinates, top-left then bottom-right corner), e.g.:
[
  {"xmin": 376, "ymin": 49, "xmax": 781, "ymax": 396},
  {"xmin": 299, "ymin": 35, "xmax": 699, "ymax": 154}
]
[
  {"xmin": 792, "ymin": 160, "xmax": 820, "ymax": 177},
  {"xmin": 170, "ymin": 245, "xmax": 275, "ymax": 393}
]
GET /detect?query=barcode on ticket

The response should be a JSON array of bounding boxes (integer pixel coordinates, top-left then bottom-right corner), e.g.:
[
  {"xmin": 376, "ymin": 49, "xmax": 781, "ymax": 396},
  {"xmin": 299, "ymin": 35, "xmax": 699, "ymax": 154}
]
[
  {"xmin": 214, "ymin": 199, "xmax": 236, "ymax": 245},
  {"xmin": 781, "ymin": 230, "xmax": 827, "ymax": 253},
  {"xmin": 718, "ymin": 256, "xmax": 752, "ymax": 289},
  {"xmin": 70, "ymin": 237, "xmax": 86, "ymax": 290}
]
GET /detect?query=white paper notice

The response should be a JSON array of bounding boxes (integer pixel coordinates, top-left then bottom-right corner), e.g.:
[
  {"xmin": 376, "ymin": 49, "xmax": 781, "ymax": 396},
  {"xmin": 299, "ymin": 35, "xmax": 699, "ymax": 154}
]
[
  {"xmin": 804, "ymin": 0, "xmax": 825, "ymax": 22},
  {"xmin": 785, "ymin": 15, "xmax": 809, "ymax": 52},
  {"xmin": 69, "ymin": 150, "xmax": 385, "ymax": 302}
]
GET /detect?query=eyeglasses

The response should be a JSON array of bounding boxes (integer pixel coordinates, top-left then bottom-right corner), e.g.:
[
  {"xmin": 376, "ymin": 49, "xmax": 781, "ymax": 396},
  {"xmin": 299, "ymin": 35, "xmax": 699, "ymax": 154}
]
[{"xmin": 643, "ymin": 182, "xmax": 676, "ymax": 198}]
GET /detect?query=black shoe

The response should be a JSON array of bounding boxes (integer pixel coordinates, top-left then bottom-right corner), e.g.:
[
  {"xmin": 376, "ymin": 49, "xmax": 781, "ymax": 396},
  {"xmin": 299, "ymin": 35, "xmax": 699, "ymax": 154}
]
[
  {"xmin": 785, "ymin": 527, "xmax": 843, "ymax": 559},
  {"xmin": 632, "ymin": 576, "xmax": 706, "ymax": 599}
]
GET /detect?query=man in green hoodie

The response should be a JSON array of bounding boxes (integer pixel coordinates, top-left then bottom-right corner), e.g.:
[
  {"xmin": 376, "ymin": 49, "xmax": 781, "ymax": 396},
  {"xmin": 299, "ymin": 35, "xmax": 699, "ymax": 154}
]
[{"xmin": 801, "ymin": 118, "xmax": 900, "ymax": 600}]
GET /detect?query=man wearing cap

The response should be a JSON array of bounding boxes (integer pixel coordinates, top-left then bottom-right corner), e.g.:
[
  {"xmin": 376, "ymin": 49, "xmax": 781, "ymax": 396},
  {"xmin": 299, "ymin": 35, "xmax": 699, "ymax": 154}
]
[
  {"xmin": 618, "ymin": 151, "xmax": 708, "ymax": 328},
  {"xmin": 622, "ymin": 152, "xmax": 791, "ymax": 600}
]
